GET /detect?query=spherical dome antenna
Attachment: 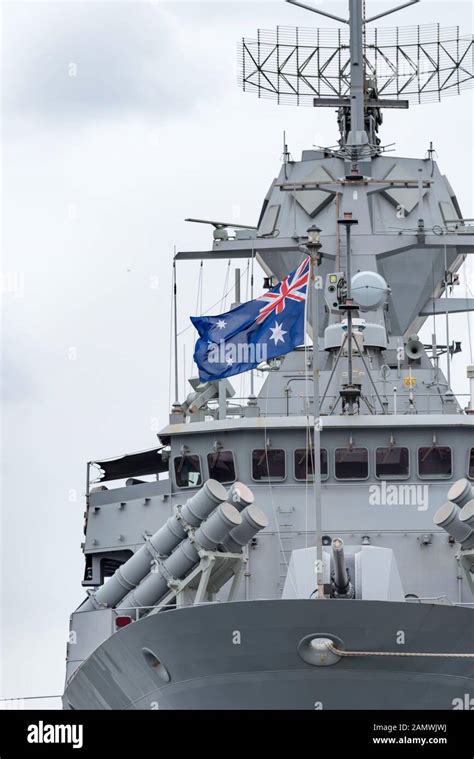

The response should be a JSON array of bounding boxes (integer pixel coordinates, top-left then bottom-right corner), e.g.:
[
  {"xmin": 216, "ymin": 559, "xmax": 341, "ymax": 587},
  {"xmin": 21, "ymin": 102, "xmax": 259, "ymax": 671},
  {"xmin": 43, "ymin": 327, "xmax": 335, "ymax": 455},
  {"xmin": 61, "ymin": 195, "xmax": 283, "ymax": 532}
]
[{"xmin": 351, "ymin": 271, "xmax": 389, "ymax": 311}]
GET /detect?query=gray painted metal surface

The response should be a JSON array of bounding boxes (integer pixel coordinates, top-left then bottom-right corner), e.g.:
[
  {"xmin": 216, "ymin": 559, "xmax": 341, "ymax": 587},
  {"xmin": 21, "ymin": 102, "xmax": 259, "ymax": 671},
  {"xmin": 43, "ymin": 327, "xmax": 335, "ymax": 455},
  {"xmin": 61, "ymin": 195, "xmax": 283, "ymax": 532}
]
[
  {"xmin": 64, "ymin": 600, "xmax": 474, "ymax": 710},
  {"xmin": 63, "ymin": 0, "xmax": 474, "ymax": 710}
]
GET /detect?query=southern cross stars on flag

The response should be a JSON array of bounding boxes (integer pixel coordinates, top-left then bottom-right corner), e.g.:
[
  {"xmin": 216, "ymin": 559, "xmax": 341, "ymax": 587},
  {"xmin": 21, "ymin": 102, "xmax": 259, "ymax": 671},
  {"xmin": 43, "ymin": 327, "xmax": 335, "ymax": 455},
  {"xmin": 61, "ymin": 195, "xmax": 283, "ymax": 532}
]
[{"xmin": 190, "ymin": 258, "xmax": 310, "ymax": 381}]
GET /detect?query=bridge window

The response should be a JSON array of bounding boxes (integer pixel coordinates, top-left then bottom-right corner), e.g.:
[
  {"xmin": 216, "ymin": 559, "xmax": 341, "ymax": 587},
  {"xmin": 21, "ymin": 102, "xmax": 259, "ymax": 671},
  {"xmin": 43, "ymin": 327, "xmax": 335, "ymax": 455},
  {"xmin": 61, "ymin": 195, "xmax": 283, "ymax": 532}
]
[
  {"xmin": 252, "ymin": 449, "xmax": 286, "ymax": 481},
  {"xmin": 335, "ymin": 447, "xmax": 369, "ymax": 480},
  {"xmin": 469, "ymin": 449, "xmax": 474, "ymax": 479},
  {"xmin": 207, "ymin": 450, "xmax": 236, "ymax": 484},
  {"xmin": 418, "ymin": 446, "xmax": 452, "ymax": 478},
  {"xmin": 294, "ymin": 448, "xmax": 328, "ymax": 481},
  {"xmin": 376, "ymin": 447, "xmax": 410, "ymax": 479},
  {"xmin": 174, "ymin": 454, "xmax": 202, "ymax": 488}
]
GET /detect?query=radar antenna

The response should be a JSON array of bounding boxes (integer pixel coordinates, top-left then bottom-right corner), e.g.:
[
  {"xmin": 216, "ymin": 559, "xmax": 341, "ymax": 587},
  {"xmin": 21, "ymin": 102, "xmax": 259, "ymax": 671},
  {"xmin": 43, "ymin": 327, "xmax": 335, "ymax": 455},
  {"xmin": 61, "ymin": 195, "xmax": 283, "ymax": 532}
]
[{"xmin": 239, "ymin": 1, "xmax": 474, "ymax": 158}]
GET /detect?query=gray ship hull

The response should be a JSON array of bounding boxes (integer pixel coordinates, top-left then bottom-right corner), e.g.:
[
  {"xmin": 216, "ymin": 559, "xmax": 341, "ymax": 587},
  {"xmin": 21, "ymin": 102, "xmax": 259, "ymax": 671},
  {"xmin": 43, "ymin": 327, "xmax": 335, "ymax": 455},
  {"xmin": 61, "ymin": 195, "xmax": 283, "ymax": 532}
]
[{"xmin": 63, "ymin": 599, "xmax": 474, "ymax": 710}]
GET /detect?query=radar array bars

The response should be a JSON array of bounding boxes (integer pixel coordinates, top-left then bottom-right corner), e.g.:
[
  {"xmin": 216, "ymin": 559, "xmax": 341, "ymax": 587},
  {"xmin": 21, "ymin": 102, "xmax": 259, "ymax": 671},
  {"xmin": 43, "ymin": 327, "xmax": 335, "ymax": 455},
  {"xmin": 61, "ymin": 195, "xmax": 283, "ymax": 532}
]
[{"xmin": 239, "ymin": 24, "xmax": 474, "ymax": 106}]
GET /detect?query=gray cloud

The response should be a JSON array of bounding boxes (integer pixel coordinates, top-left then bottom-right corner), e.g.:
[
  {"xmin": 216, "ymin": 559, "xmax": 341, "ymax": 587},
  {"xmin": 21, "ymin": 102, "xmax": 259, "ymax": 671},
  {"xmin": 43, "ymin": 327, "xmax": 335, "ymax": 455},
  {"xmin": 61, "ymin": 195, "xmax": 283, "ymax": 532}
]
[{"xmin": 2, "ymin": 1, "xmax": 226, "ymax": 125}]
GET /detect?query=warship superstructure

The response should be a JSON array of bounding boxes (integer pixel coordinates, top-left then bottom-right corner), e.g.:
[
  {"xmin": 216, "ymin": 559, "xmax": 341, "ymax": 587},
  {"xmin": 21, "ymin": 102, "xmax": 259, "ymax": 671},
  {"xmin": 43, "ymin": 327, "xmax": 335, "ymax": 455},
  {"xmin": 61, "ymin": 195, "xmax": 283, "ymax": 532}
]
[{"xmin": 63, "ymin": 0, "xmax": 474, "ymax": 710}]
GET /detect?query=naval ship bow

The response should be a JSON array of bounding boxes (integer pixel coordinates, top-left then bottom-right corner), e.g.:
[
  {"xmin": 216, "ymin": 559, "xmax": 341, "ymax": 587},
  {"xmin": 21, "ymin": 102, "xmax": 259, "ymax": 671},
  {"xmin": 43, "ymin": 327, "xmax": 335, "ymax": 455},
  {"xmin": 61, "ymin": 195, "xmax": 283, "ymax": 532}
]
[{"xmin": 64, "ymin": 0, "xmax": 474, "ymax": 710}]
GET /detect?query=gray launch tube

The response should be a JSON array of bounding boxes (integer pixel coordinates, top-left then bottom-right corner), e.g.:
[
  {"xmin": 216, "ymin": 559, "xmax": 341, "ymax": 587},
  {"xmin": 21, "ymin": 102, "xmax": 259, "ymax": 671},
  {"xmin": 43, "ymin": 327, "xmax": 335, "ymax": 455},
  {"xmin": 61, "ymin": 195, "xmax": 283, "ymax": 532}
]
[
  {"xmin": 149, "ymin": 478, "xmax": 227, "ymax": 557},
  {"xmin": 227, "ymin": 482, "xmax": 254, "ymax": 512},
  {"xmin": 194, "ymin": 502, "xmax": 243, "ymax": 549},
  {"xmin": 460, "ymin": 499, "xmax": 474, "ymax": 530},
  {"xmin": 434, "ymin": 501, "xmax": 474, "ymax": 549},
  {"xmin": 447, "ymin": 479, "xmax": 473, "ymax": 509},
  {"xmin": 222, "ymin": 504, "xmax": 268, "ymax": 552},
  {"xmin": 118, "ymin": 502, "xmax": 242, "ymax": 610},
  {"xmin": 80, "ymin": 479, "xmax": 227, "ymax": 611},
  {"xmin": 181, "ymin": 480, "xmax": 228, "ymax": 526}
]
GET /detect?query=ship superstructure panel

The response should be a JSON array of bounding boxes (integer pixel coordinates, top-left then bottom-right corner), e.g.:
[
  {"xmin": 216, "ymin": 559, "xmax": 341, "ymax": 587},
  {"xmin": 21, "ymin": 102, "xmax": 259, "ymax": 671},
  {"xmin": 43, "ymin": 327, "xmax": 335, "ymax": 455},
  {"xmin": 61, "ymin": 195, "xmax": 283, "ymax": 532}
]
[
  {"xmin": 83, "ymin": 412, "xmax": 474, "ymax": 605},
  {"xmin": 211, "ymin": 151, "xmax": 472, "ymax": 341}
]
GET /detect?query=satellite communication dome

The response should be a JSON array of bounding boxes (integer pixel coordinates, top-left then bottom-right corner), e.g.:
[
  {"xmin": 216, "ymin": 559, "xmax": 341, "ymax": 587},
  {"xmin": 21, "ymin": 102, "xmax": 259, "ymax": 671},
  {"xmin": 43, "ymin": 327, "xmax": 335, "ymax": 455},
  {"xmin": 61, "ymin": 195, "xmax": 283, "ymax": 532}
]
[{"xmin": 351, "ymin": 271, "xmax": 389, "ymax": 311}]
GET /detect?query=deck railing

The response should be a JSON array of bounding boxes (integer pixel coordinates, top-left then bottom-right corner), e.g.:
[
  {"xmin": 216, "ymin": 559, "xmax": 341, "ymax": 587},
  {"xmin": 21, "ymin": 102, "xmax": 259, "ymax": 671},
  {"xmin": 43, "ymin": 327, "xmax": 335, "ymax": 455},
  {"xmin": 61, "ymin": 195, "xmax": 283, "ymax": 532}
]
[{"xmin": 205, "ymin": 393, "xmax": 472, "ymax": 418}]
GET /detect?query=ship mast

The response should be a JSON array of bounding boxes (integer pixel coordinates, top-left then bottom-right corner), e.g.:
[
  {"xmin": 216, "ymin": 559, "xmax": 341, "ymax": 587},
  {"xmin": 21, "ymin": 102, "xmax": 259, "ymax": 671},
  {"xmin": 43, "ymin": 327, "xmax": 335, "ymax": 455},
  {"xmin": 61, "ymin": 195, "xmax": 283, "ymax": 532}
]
[
  {"xmin": 285, "ymin": 0, "xmax": 420, "ymax": 152},
  {"xmin": 347, "ymin": 0, "xmax": 368, "ymax": 155},
  {"xmin": 304, "ymin": 227, "xmax": 324, "ymax": 598}
]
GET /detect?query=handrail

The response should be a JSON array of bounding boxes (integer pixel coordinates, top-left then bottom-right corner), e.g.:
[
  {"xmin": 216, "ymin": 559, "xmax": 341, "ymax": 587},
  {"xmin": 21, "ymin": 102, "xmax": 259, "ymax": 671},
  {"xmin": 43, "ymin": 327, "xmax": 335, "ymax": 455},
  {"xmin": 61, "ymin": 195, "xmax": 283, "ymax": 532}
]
[{"xmin": 203, "ymin": 392, "xmax": 471, "ymax": 418}]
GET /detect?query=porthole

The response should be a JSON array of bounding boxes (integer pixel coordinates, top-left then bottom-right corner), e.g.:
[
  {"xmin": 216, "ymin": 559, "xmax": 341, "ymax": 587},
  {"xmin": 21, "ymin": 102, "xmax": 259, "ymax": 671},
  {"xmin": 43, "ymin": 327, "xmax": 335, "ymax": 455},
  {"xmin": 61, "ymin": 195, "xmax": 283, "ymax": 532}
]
[{"xmin": 142, "ymin": 648, "xmax": 170, "ymax": 682}]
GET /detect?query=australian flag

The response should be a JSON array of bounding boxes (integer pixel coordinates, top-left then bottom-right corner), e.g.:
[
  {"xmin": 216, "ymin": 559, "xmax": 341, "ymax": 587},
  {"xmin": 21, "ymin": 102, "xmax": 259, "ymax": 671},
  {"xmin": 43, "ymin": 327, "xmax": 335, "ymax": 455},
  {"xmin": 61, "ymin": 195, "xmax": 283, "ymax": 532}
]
[{"xmin": 191, "ymin": 258, "xmax": 309, "ymax": 381}]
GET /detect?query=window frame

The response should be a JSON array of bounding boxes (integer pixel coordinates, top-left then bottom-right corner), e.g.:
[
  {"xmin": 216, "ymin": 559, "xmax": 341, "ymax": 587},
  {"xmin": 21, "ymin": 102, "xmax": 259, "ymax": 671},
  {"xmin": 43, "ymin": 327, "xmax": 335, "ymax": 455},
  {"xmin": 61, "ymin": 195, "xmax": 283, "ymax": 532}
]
[
  {"xmin": 293, "ymin": 447, "xmax": 329, "ymax": 482},
  {"xmin": 206, "ymin": 449, "xmax": 236, "ymax": 485},
  {"xmin": 173, "ymin": 453, "xmax": 203, "ymax": 489},
  {"xmin": 468, "ymin": 448, "xmax": 474, "ymax": 481},
  {"xmin": 374, "ymin": 446, "xmax": 410, "ymax": 481},
  {"xmin": 417, "ymin": 445, "xmax": 453, "ymax": 480},
  {"xmin": 250, "ymin": 448, "xmax": 287, "ymax": 483},
  {"xmin": 334, "ymin": 446, "xmax": 370, "ymax": 481}
]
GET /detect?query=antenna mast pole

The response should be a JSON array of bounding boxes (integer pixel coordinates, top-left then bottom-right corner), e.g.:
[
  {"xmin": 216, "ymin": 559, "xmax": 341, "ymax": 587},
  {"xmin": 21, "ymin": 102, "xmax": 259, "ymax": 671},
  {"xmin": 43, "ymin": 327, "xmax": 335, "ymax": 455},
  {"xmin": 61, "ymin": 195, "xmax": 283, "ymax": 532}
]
[
  {"xmin": 347, "ymin": 0, "xmax": 368, "ymax": 152},
  {"xmin": 311, "ymin": 252, "xmax": 323, "ymax": 599},
  {"xmin": 173, "ymin": 253, "xmax": 179, "ymax": 405},
  {"xmin": 304, "ymin": 226, "xmax": 324, "ymax": 599}
]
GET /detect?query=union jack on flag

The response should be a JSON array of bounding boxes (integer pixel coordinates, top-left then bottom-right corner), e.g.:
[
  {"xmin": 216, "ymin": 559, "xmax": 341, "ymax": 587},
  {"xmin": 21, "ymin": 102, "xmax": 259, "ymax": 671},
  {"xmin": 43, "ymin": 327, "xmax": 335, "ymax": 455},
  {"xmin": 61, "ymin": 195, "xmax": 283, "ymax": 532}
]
[{"xmin": 256, "ymin": 258, "xmax": 309, "ymax": 324}]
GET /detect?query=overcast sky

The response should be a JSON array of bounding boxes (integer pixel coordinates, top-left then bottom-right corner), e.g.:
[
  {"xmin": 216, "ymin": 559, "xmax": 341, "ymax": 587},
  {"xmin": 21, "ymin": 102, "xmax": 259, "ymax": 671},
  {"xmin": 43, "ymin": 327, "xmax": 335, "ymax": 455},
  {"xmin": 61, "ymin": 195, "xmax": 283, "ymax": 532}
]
[{"xmin": 1, "ymin": 0, "xmax": 473, "ymax": 709}]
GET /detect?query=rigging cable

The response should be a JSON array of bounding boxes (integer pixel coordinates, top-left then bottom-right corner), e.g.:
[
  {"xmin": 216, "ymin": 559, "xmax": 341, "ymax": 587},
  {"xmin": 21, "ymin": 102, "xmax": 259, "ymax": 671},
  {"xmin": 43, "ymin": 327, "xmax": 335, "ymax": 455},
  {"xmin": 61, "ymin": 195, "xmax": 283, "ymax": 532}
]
[
  {"xmin": 303, "ymin": 276, "xmax": 311, "ymax": 549},
  {"xmin": 168, "ymin": 264, "xmax": 174, "ymax": 410},
  {"xmin": 444, "ymin": 244, "xmax": 452, "ymax": 389},
  {"xmin": 169, "ymin": 250, "xmax": 178, "ymax": 407},
  {"xmin": 463, "ymin": 259, "xmax": 474, "ymax": 363},
  {"xmin": 0, "ymin": 694, "xmax": 62, "ymax": 702},
  {"xmin": 195, "ymin": 260, "xmax": 204, "ymax": 316},
  {"xmin": 431, "ymin": 260, "xmax": 438, "ymax": 388},
  {"xmin": 182, "ymin": 343, "xmax": 186, "ymax": 400},
  {"xmin": 239, "ymin": 262, "xmax": 251, "ymax": 402},
  {"xmin": 250, "ymin": 250, "xmax": 256, "ymax": 396},
  {"xmin": 262, "ymin": 371, "xmax": 298, "ymax": 595},
  {"xmin": 189, "ymin": 260, "xmax": 205, "ymax": 378},
  {"xmin": 176, "ymin": 266, "xmax": 248, "ymax": 337},
  {"xmin": 220, "ymin": 259, "xmax": 231, "ymax": 312}
]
